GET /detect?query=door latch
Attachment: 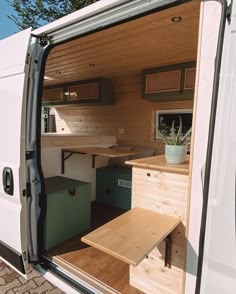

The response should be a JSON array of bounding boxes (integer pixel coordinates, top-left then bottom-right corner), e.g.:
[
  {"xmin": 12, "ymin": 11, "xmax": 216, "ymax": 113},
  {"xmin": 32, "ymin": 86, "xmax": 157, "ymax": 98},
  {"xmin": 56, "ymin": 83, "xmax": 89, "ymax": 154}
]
[{"xmin": 2, "ymin": 167, "xmax": 14, "ymax": 196}]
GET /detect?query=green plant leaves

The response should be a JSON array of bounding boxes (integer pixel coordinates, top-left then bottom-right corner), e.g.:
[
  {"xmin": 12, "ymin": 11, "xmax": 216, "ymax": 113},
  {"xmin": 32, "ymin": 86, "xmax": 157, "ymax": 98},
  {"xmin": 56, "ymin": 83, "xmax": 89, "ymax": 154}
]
[{"xmin": 155, "ymin": 115, "xmax": 191, "ymax": 145}]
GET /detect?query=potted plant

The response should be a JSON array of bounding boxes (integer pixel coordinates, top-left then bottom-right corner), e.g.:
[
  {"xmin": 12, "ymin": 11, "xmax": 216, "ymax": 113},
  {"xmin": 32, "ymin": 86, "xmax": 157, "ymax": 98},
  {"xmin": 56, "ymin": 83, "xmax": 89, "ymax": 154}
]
[{"xmin": 154, "ymin": 116, "xmax": 192, "ymax": 164}]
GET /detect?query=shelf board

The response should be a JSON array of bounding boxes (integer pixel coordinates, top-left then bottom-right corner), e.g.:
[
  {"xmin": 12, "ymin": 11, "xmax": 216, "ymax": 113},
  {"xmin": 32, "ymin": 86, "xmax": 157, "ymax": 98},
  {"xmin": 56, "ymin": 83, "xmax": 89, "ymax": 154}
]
[{"xmin": 81, "ymin": 207, "xmax": 180, "ymax": 267}]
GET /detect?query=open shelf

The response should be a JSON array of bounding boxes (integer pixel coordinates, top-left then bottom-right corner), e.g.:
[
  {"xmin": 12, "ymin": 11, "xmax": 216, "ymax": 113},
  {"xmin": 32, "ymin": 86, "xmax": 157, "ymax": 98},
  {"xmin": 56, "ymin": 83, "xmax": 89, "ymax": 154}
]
[{"xmin": 81, "ymin": 207, "xmax": 180, "ymax": 266}]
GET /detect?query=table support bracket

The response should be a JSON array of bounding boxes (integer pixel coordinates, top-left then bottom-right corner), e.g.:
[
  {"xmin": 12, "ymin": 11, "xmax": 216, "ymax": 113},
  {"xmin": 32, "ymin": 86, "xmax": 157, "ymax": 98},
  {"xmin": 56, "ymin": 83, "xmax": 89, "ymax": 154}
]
[
  {"xmin": 61, "ymin": 150, "xmax": 74, "ymax": 174},
  {"xmin": 164, "ymin": 234, "xmax": 172, "ymax": 268}
]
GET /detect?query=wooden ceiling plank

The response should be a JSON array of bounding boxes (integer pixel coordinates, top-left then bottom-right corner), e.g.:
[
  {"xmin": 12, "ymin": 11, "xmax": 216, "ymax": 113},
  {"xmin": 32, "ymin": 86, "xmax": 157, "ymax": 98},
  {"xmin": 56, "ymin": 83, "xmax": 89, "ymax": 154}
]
[
  {"xmin": 45, "ymin": 32, "xmax": 198, "ymax": 75},
  {"xmin": 48, "ymin": 1, "xmax": 200, "ymax": 59},
  {"xmin": 46, "ymin": 15, "xmax": 199, "ymax": 67}
]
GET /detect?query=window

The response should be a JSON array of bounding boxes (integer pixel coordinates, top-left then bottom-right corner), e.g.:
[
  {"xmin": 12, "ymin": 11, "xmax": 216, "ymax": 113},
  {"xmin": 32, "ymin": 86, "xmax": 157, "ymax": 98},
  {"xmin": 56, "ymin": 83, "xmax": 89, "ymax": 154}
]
[
  {"xmin": 41, "ymin": 107, "xmax": 56, "ymax": 133},
  {"xmin": 154, "ymin": 109, "xmax": 192, "ymax": 140}
]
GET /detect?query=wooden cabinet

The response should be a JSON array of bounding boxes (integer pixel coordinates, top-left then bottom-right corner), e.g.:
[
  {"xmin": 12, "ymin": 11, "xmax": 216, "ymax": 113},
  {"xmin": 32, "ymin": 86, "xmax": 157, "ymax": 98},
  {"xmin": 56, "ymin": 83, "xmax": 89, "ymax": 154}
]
[
  {"xmin": 42, "ymin": 87, "xmax": 64, "ymax": 104},
  {"xmin": 142, "ymin": 61, "xmax": 196, "ymax": 101},
  {"xmin": 125, "ymin": 156, "xmax": 189, "ymax": 294},
  {"xmin": 42, "ymin": 78, "xmax": 115, "ymax": 106},
  {"xmin": 96, "ymin": 167, "xmax": 132, "ymax": 210}
]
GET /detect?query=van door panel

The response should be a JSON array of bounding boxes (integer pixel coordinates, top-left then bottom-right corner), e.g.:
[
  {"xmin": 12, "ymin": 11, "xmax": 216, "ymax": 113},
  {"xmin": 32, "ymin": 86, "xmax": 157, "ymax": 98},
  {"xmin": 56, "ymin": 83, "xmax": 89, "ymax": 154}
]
[{"xmin": 0, "ymin": 28, "xmax": 32, "ymax": 275}]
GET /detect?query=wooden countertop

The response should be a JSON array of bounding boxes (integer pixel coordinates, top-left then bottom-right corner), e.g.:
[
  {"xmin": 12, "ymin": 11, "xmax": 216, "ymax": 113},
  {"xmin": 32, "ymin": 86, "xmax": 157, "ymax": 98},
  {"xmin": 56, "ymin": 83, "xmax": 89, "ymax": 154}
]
[
  {"xmin": 126, "ymin": 155, "xmax": 189, "ymax": 174},
  {"xmin": 81, "ymin": 207, "xmax": 180, "ymax": 267},
  {"xmin": 62, "ymin": 147, "xmax": 139, "ymax": 158}
]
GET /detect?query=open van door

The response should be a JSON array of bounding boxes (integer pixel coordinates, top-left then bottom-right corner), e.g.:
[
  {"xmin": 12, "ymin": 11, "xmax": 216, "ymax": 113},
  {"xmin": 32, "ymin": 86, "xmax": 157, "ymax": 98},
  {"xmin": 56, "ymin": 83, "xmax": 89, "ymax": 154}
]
[
  {"xmin": 0, "ymin": 29, "xmax": 32, "ymax": 275},
  {"xmin": 196, "ymin": 0, "xmax": 236, "ymax": 291},
  {"xmin": 187, "ymin": 0, "xmax": 236, "ymax": 293}
]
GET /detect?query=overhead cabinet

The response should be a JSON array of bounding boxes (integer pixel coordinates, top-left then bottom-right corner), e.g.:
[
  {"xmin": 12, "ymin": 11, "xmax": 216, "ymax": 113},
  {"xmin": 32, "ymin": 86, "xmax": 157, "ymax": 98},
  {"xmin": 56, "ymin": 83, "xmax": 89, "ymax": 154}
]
[
  {"xmin": 42, "ymin": 78, "xmax": 115, "ymax": 106},
  {"xmin": 142, "ymin": 61, "xmax": 196, "ymax": 101}
]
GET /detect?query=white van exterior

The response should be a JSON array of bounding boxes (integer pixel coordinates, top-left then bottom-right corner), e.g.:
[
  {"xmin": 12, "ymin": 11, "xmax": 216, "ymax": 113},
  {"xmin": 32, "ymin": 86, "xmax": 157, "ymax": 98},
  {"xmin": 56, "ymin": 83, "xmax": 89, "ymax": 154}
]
[{"xmin": 0, "ymin": 0, "xmax": 235, "ymax": 293}]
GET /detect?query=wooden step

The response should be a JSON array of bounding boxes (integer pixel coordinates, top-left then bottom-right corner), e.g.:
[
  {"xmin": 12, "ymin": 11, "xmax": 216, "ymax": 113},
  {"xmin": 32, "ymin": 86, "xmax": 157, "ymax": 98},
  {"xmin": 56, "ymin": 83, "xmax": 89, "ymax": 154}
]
[{"xmin": 81, "ymin": 207, "xmax": 181, "ymax": 266}]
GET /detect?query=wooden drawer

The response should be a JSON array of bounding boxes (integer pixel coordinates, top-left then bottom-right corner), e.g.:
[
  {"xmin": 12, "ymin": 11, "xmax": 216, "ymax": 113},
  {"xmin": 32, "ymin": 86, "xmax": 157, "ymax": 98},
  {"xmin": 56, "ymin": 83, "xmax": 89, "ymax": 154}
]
[{"xmin": 132, "ymin": 167, "xmax": 189, "ymax": 188}]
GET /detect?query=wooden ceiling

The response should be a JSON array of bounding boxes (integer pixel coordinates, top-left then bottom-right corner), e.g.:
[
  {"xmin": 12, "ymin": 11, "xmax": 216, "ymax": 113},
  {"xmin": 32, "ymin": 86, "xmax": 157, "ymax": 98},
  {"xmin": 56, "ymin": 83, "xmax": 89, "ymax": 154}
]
[{"xmin": 44, "ymin": 0, "xmax": 200, "ymax": 86}]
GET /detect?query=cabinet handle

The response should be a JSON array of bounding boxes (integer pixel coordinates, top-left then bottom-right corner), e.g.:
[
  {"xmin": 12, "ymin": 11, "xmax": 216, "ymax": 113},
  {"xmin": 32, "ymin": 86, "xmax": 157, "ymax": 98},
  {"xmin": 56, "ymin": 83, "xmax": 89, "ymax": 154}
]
[{"xmin": 147, "ymin": 173, "xmax": 151, "ymax": 177}]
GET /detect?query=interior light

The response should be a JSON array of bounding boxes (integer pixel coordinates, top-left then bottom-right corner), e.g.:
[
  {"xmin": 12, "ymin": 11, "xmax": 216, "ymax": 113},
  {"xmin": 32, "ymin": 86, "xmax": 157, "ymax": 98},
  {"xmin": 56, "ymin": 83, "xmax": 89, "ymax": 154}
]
[
  {"xmin": 171, "ymin": 16, "xmax": 182, "ymax": 23},
  {"xmin": 89, "ymin": 63, "xmax": 96, "ymax": 67}
]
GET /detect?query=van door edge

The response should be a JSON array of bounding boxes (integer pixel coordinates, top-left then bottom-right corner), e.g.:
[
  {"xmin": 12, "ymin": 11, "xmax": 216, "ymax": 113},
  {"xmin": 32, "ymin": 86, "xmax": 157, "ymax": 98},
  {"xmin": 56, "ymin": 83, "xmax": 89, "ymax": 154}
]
[{"xmin": 195, "ymin": 0, "xmax": 230, "ymax": 293}]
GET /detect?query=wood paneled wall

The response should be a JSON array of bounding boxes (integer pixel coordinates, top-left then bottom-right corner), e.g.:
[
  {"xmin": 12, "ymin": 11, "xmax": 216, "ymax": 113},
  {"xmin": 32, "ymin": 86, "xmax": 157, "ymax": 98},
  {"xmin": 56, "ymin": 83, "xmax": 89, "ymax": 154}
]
[{"xmin": 55, "ymin": 73, "xmax": 193, "ymax": 153}]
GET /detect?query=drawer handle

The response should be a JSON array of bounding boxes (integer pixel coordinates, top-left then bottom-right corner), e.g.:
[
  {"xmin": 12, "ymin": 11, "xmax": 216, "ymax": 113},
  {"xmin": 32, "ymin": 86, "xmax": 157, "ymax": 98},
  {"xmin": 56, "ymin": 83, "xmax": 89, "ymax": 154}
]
[
  {"xmin": 68, "ymin": 187, "xmax": 76, "ymax": 196},
  {"xmin": 147, "ymin": 173, "xmax": 151, "ymax": 177}
]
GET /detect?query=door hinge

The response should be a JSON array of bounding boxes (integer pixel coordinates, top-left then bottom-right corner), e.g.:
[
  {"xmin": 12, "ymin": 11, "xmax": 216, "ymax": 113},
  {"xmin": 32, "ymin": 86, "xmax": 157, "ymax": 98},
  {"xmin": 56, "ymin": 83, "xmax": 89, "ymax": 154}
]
[
  {"xmin": 39, "ymin": 34, "xmax": 51, "ymax": 47},
  {"xmin": 26, "ymin": 53, "xmax": 31, "ymax": 65}
]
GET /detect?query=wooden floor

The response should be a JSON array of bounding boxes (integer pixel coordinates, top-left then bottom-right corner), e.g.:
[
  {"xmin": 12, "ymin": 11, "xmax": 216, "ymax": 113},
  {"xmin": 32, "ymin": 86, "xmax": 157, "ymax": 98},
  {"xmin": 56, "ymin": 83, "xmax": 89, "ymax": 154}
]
[{"xmin": 47, "ymin": 202, "xmax": 144, "ymax": 294}]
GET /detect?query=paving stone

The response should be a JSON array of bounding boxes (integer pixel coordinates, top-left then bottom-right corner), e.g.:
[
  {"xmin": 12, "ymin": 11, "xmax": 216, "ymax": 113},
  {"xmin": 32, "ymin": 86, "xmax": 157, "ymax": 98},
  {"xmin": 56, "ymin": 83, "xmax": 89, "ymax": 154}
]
[
  {"xmin": 13, "ymin": 279, "xmax": 38, "ymax": 293},
  {"xmin": 0, "ymin": 262, "xmax": 64, "ymax": 294},
  {"xmin": 27, "ymin": 269, "xmax": 41, "ymax": 279},
  {"xmin": 18, "ymin": 275, "xmax": 29, "ymax": 285},
  {"xmin": 0, "ymin": 279, "xmax": 21, "ymax": 294},
  {"xmin": 0, "ymin": 277, "xmax": 6, "ymax": 286},
  {"xmin": 29, "ymin": 281, "xmax": 54, "ymax": 293},
  {"xmin": 0, "ymin": 267, "xmax": 11, "ymax": 277},
  {"xmin": 3, "ymin": 270, "xmax": 20, "ymax": 283},
  {"xmin": 34, "ymin": 276, "xmax": 46, "ymax": 287}
]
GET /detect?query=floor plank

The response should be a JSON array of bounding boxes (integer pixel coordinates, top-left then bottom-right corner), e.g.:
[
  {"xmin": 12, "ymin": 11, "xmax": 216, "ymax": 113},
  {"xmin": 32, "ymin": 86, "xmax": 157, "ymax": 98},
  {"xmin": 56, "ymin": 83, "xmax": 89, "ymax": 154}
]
[{"xmin": 47, "ymin": 202, "xmax": 144, "ymax": 294}]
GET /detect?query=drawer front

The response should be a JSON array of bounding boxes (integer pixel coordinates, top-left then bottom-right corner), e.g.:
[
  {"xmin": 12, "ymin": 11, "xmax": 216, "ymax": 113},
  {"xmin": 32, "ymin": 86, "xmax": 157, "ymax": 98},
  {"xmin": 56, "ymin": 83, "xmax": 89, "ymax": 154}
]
[{"xmin": 132, "ymin": 167, "xmax": 189, "ymax": 187}]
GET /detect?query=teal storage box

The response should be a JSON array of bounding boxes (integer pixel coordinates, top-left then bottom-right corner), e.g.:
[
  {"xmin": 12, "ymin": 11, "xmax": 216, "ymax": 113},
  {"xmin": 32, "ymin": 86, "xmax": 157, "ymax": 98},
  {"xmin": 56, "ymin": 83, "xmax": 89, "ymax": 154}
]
[
  {"xmin": 96, "ymin": 167, "xmax": 132, "ymax": 210},
  {"xmin": 44, "ymin": 176, "xmax": 91, "ymax": 250}
]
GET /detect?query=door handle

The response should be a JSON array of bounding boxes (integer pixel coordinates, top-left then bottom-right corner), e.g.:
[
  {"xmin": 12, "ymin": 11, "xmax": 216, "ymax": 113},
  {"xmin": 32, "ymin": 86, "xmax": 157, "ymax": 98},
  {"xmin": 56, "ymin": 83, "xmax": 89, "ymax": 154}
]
[{"xmin": 2, "ymin": 167, "xmax": 14, "ymax": 196}]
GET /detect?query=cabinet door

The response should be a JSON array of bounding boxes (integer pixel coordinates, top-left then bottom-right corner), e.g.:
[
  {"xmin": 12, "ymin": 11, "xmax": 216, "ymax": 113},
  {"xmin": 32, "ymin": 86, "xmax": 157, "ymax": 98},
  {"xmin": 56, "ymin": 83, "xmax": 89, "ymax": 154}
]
[
  {"xmin": 184, "ymin": 67, "xmax": 196, "ymax": 90},
  {"xmin": 145, "ymin": 70, "xmax": 181, "ymax": 94},
  {"xmin": 142, "ymin": 61, "xmax": 196, "ymax": 101},
  {"xmin": 42, "ymin": 88, "xmax": 64, "ymax": 104},
  {"xmin": 68, "ymin": 82, "xmax": 99, "ymax": 102}
]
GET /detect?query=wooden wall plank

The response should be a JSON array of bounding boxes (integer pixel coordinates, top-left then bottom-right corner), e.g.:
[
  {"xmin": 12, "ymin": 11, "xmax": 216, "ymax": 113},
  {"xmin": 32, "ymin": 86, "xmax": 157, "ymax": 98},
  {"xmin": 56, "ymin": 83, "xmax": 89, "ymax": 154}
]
[{"xmin": 54, "ymin": 73, "xmax": 194, "ymax": 149}]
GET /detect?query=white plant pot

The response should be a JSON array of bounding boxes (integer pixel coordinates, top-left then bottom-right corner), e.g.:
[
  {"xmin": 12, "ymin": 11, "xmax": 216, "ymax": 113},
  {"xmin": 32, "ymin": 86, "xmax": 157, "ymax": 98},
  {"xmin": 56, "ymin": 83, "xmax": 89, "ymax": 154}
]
[{"xmin": 165, "ymin": 145, "xmax": 187, "ymax": 165}]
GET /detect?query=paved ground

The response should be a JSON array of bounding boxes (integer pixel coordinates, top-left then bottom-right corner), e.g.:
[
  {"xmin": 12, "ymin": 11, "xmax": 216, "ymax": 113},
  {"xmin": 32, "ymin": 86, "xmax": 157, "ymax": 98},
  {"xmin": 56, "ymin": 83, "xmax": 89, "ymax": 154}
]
[{"xmin": 0, "ymin": 259, "xmax": 64, "ymax": 294}]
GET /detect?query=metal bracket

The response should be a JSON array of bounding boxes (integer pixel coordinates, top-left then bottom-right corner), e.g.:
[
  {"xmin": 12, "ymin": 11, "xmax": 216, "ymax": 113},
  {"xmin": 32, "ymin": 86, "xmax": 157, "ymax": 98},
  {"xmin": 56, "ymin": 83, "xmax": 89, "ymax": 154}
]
[
  {"xmin": 61, "ymin": 150, "xmax": 98, "ymax": 174},
  {"xmin": 164, "ymin": 234, "xmax": 172, "ymax": 268},
  {"xmin": 61, "ymin": 150, "xmax": 74, "ymax": 174}
]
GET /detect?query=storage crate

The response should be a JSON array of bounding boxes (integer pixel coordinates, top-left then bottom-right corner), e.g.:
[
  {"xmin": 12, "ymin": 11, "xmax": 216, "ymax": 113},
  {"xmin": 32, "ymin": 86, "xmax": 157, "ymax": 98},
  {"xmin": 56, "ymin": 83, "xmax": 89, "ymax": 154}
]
[
  {"xmin": 96, "ymin": 167, "xmax": 131, "ymax": 210},
  {"xmin": 44, "ymin": 176, "xmax": 91, "ymax": 250}
]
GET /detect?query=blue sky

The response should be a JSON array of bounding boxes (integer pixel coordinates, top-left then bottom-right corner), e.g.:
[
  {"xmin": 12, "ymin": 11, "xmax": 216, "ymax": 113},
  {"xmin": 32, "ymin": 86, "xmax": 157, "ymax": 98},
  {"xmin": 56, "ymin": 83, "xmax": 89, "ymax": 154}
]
[{"xmin": 0, "ymin": 1, "xmax": 19, "ymax": 40}]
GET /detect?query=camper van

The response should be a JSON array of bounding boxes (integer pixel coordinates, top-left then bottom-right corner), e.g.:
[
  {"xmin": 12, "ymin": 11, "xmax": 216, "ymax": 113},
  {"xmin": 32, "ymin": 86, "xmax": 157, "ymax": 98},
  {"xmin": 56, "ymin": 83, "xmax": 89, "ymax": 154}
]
[{"xmin": 0, "ymin": 0, "xmax": 235, "ymax": 293}]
